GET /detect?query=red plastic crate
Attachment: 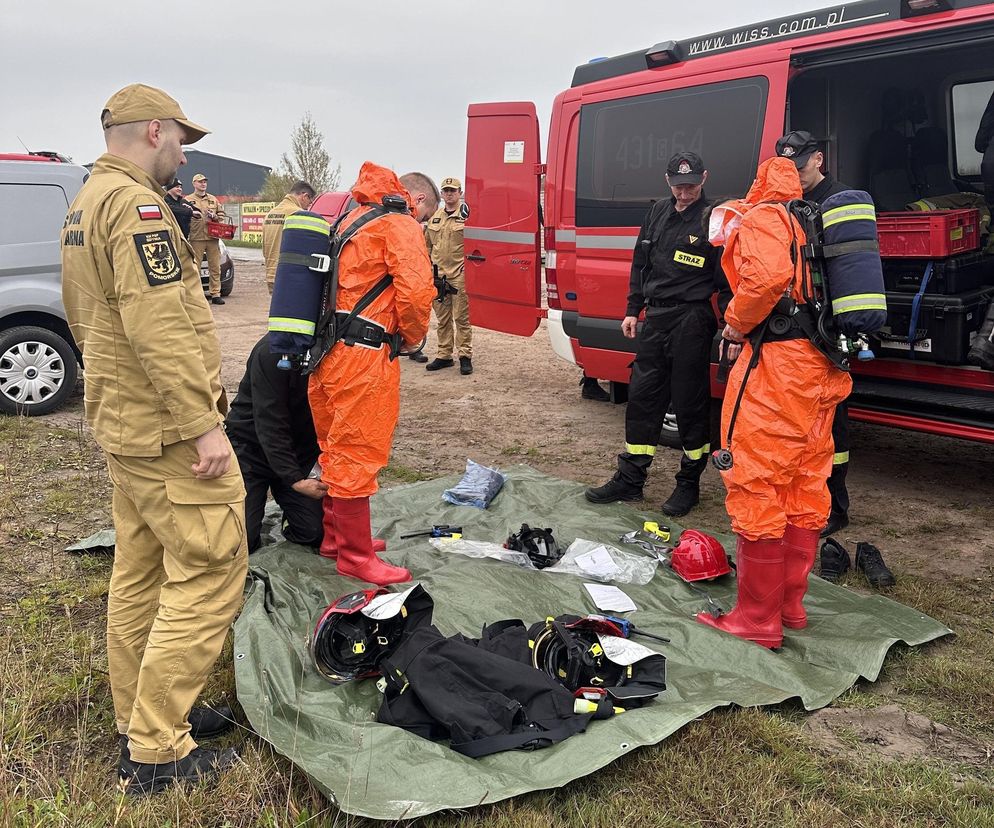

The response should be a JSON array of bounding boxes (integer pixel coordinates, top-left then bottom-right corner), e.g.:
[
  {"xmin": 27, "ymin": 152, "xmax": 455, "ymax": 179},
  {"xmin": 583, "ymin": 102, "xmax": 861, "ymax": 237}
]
[
  {"xmin": 876, "ymin": 209, "xmax": 979, "ymax": 258},
  {"xmin": 206, "ymin": 220, "xmax": 235, "ymax": 239}
]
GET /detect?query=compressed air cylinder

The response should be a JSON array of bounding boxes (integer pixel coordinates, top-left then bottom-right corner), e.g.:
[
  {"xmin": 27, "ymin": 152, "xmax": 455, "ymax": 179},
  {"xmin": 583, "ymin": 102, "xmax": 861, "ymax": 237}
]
[
  {"xmin": 267, "ymin": 211, "xmax": 332, "ymax": 357},
  {"xmin": 819, "ymin": 190, "xmax": 888, "ymax": 336}
]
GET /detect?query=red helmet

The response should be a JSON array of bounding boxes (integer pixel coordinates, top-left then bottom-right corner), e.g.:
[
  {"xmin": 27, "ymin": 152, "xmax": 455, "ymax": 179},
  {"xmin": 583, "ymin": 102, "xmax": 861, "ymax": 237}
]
[{"xmin": 670, "ymin": 530, "xmax": 731, "ymax": 582}]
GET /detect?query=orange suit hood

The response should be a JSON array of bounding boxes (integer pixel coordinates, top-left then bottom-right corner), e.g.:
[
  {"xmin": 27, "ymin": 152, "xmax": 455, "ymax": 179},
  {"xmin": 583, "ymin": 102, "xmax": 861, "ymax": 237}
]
[
  {"xmin": 742, "ymin": 156, "xmax": 803, "ymax": 207},
  {"xmin": 351, "ymin": 161, "xmax": 414, "ymax": 212}
]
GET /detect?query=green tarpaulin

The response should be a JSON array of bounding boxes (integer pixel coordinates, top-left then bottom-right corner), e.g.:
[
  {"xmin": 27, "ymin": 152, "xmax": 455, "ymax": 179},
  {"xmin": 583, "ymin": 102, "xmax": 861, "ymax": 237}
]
[{"xmin": 233, "ymin": 466, "xmax": 952, "ymax": 821}]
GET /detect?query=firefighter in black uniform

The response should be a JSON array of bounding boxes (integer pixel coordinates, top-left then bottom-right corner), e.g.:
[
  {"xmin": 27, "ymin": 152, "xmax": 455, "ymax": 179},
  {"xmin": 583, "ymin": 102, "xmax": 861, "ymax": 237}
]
[
  {"xmin": 776, "ymin": 131, "xmax": 854, "ymax": 540},
  {"xmin": 225, "ymin": 335, "xmax": 327, "ymax": 552},
  {"xmin": 586, "ymin": 152, "xmax": 731, "ymax": 517}
]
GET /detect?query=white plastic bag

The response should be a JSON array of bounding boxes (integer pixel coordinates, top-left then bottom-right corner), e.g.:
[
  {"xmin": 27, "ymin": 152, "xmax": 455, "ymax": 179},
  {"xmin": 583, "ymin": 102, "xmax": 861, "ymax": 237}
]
[{"xmin": 545, "ymin": 538, "xmax": 657, "ymax": 585}]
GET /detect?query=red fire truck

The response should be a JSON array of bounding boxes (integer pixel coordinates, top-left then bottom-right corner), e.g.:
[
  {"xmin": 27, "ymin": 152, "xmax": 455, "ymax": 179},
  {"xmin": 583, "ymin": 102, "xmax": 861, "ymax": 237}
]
[{"xmin": 464, "ymin": 0, "xmax": 994, "ymax": 443}]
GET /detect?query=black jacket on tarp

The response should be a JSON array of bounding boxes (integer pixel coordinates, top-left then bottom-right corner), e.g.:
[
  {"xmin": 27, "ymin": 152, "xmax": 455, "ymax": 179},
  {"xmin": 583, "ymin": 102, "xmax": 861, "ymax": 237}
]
[{"xmin": 377, "ymin": 622, "xmax": 590, "ymax": 758}]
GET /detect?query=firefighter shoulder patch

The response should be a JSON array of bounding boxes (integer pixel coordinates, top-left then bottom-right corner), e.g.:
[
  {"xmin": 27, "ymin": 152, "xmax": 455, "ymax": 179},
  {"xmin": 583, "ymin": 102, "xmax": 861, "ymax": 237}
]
[{"xmin": 132, "ymin": 230, "xmax": 182, "ymax": 286}]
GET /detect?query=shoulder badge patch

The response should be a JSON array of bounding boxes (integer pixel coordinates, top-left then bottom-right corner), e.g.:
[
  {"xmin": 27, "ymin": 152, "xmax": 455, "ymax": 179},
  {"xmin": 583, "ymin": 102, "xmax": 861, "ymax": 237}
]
[
  {"xmin": 137, "ymin": 205, "xmax": 163, "ymax": 221},
  {"xmin": 133, "ymin": 230, "xmax": 182, "ymax": 286}
]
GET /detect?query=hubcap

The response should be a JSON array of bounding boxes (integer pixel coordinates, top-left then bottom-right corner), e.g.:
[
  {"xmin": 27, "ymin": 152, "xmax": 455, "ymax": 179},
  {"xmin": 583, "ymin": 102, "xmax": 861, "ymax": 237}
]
[{"xmin": 0, "ymin": 340, "xmax": 65, "ymax": 407}]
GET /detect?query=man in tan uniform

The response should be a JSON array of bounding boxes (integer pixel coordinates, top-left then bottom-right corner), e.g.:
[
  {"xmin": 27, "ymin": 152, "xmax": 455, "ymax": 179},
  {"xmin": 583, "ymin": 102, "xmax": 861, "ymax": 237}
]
[
  {"xmin": 262, "ymin": 180, "xmax": 316, "ymax": 295},
  {"xmin": 187, "ymin": 172, "xmax": 227, "ymax": 304},
  {"xmin": 424, "ymin": 177, "xmax": 473, "ymax": 374},
  {"xmin": 60, "ymin": 83, "xmax": 246, "ymax": 796}
]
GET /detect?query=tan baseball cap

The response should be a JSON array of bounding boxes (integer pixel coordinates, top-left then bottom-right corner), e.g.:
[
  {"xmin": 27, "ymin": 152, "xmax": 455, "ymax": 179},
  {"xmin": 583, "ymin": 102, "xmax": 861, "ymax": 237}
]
[
  {"xmin": 192, "ymin": 173, "xmax": 207, "ymax": 183},
  {"xmin": 440, "ymin": 177, "xmax": 462, "ymax": 191},
  {"xmin": 101, "ymin": 83, "xmax": 210, "ymax": 144}
]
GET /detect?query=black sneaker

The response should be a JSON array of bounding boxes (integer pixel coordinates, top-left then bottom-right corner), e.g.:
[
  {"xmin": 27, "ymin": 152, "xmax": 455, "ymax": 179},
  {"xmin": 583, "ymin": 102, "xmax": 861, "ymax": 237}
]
[
  {"xmin": 855, "ymin": 542, "xmax": 896, "ymax": 588},
  {"xmin": 119, "ymin": 746, "xmax": 239, "ymax": 797},
  {"xmin": 660, "ymin": 481, "xmax": 700, "ymax": 517},
  {"xmin": 584, "ymin": 476, "xmax": 643, "ymax": 504},
  {"xmin": 425, "ymin": 358, "xmax": 454, "ymax": 371},
  {"xmin": 580, "ymin": 377, "xmax": 610, "ymax": 402},
  {"xmin": 819, "ymin": 538, "xmax": 851, "ymax": 582},
  {"xmin": 210, "ymin": 296, "xmax": 225, "ymax": 305},
  {"xmin": 409, "ymin": 352, "xmax": 429, "ymax": 363},
  {"xmin": 821, "ymin": 511, "xmax": 850, "ymax": 537},
  {"xmin": 459, "ymin": 357, "xmax": 473, "ymax": 375}
]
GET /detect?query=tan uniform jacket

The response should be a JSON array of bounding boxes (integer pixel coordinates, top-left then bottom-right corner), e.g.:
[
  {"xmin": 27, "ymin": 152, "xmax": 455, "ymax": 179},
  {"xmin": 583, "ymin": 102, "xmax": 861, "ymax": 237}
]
[
  {"xmin": 61, "ymin": 154, "xmax": 225, "ymax": 457},
  {"xmin": 262, "ymin": 194, "xmax": 302, "ymax": 286},
  {"xmin": 186, "ymin": 191, "xmax": 226, "ymax": 241},
  {"xmin": 424, "ymin": 203, "xmax": 466, "ymax": 279}
]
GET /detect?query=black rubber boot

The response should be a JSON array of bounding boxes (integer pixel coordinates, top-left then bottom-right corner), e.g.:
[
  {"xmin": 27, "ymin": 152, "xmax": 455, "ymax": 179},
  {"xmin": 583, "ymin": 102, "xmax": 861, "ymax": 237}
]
[
  {"xmin": 580, "ymin": 376, "xmax": 610, "ymax": 402},
  {"xmin": 660, "ymin": 456, "xmax": 707, "ymax": 517},
  {"xmin": 855, "ymin": 542, "xmax": 896, "ymax": 588},
  {"xmin": 819, "ymin": 538, "xmax": 851, "ymax": 582},
  {"xmin": 119, "ymin": 746, "xmax": 239, "ymax": 797},
  {"xmin": 821, "ymin": 511, "xmax": 850, "ymax": 538}
]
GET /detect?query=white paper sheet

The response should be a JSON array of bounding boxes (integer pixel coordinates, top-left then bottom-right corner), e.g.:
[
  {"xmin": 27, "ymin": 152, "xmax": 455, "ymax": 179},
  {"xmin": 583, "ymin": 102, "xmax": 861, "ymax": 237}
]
[{"xmin": 583, "ymin": 583, "xmax": 637, "ymax": 613}]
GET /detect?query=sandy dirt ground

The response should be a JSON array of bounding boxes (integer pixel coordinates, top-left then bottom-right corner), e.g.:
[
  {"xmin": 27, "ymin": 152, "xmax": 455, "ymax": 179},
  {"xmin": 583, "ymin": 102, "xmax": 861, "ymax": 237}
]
[{"xmin": 206, "ymin": 249, "xmax": 994, "ymax": 588}]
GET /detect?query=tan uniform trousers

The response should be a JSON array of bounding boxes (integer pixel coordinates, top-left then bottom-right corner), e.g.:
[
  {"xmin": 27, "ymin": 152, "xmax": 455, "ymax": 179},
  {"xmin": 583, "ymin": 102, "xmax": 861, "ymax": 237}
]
[
  {"xmin": 434, "ymin": 272, "xmax": 472, "ymax": 359},
  {"xmin": 105, "ymin": 439, "xmax": 247, "ymax": 765},
  {"xmin": 191, "ymin": 238, "xmax": 222, "ymax": 298}
]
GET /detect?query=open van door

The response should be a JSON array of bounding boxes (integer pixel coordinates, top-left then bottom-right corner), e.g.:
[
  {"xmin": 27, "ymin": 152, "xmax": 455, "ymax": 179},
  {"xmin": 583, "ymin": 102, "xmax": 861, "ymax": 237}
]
[{"xmin": 464, "ymin": 102, "xmax": 543, "ymax": 336}]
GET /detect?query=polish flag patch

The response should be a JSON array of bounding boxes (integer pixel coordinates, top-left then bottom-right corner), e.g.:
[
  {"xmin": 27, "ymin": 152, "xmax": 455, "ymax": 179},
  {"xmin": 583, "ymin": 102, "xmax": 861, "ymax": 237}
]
[{"xmin": 137, "ymin": 205, "xmax": 162, "ymax": 221}]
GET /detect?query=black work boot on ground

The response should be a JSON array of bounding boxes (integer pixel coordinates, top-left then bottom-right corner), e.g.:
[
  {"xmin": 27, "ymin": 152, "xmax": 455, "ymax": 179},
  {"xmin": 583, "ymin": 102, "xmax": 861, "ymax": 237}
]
[
  {"xmin": 661, "ymin": 456, "xmax": 708, "ymax": 517},
  {"xmin": 459, "ymin": 356, "xmax": 473, "ymax": 375},
  {"xmin": 819, "ymin": 538, "xmax": 851, "ymax": 582},
  {"xmin": 119, "ymin": 746, "xmax": 239, "ymax": 797},
  {"xmin": 426, "ymin": 358, "xmax": 454, "ymax": 371},
  {"xmin": 210, "ymin": 296, "xmax": 225, "ymax": 305},
  {"xmin": 584, "ymin": 475, "xmax": 643, "ymax": 504},
  {"xmin": 408, "ymin": 352, "xmax": 429, "ymax": 363},
  {"xmin": 855, "ymin": 542, "xmax": 896, "ymax": 588},
  {"xmin": 821, "ymin": 510, "xmax": 850, "ymax": 537},
  {"xmin": 580, "ymin": 376, "xmax": 610, "ymax": 402}
]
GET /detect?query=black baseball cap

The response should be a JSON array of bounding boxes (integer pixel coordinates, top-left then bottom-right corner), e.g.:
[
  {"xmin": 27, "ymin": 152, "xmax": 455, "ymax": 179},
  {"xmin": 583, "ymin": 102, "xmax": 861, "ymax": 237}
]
[
  {"xmin": 666, "ymin": 152, "xmax": 705, "ymax": 185},
  {"xmin": 167, "ymin": 178, "xmax": 182, "ymax": 189},
  {"xmin": 776, "ymin": 130, "xmax": 820, "ymax": 168}
]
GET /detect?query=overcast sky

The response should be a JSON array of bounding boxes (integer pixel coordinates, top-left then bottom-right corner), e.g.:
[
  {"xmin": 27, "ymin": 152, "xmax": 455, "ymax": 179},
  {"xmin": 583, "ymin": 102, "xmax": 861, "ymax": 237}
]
[{"xmin": 2, "ymin": 0, "xmax": 803, "ymax": 189}]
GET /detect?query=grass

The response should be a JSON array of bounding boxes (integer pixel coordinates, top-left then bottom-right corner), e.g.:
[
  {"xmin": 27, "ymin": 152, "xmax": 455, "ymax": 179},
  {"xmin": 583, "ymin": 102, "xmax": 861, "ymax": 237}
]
[
  {"xmin": 226, "ymin": 239, "xmax": 263, "ymax": 249},
  {"xmin": 1, "ymin": 415, "xmax": 992, "ymax": 827}
]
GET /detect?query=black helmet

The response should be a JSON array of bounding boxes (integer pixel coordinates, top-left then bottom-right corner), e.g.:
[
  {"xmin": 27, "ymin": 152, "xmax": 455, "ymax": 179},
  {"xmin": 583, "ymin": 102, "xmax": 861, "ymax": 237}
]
[
  {"xmin": 506, "ymin": 524, "xmax": 562, "ymax": 569},
  {"xmin": 310, "ymin": 584, "xmax": 433, "ymax": 684}
]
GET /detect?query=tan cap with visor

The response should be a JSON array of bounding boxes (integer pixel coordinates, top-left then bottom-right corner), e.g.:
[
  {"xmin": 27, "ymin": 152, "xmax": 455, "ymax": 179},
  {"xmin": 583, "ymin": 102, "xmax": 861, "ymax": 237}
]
[{"xmin": 101, "ymin": 83, "xmax": 210, "ymax": 144}]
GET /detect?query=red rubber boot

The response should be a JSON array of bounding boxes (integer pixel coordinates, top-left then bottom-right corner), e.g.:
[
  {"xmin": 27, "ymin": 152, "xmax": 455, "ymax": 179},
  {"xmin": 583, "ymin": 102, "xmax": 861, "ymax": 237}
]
[
  {"xmin": 318, "ymin": 496, "xmax": 386, "ymax": 560},
  {"xmin": 781, "ymin": 524, "xmax": 820, "ymax": 629},
  {"xmin": 334, "ymin": 496, "xmax": 411, "ymax": 586},
  {"xmin": 697, "ymin": 536, "xmax": 784, "ymax": 648}
]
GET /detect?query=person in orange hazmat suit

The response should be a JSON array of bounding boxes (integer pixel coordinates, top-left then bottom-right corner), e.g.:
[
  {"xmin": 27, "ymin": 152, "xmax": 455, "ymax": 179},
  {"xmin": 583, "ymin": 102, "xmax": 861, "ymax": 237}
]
[
  {"xmin": 308, "ymin": 161, "xmax": 435, "ymax": 586},
  {"xmin": 697, "ymin": 157, "xmax": 852, "ymax": 648}
]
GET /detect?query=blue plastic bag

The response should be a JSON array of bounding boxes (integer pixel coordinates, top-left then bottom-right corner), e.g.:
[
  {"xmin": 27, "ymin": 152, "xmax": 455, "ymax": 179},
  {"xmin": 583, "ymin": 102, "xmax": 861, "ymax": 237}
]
[{"xmin": 442, "ymin": 459, "xmax": 506, "ymax": 509}]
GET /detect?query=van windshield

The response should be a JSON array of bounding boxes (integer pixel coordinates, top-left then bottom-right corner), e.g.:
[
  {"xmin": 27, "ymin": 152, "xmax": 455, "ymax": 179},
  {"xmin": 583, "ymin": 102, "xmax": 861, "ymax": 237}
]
[{"xmin": 576, "ymin": 76, "xmax": 769, "ymax": 227}]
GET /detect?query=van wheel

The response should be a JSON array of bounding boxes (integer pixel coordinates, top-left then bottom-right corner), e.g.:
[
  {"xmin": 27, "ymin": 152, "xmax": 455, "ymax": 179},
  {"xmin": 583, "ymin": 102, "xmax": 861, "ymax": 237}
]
[{"xmin": 0, "ymin": 326, "xmax": 79, "ymax": 416}]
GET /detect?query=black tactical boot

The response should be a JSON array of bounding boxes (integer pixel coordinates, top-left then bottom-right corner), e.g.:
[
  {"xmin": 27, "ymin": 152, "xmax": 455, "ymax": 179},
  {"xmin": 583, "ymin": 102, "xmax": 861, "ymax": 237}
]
[
  {"xmin": 821, "ymin": 511, "xmax": 850, "ymax": 537},
  {"xmin": 819, "ymin": 538, "xmax": 851, "ymax": 582},
  {"xmin": 409, "ymin": 352, "xmax": 429, "ymax": 363},
  {"xmin": 855, "ymin": 542, "xmax": 896, "ymax": 588},
  {"xmin": 580, "ymin": 376, "xmax": 610, "ymax": 402},
  {"xmin": 661, "ymin": 456, "xmax": 708, "ymax": 517},
  {"xmin": 584, "ymin": 474, "xmax": 643, "ymax": 504},
  {"xmin": 425, "ymin": 358, "xmax": 454, "ymax": 371},
  {"xmin": 459, "ymin": 356, "xmax": 473, "ymax": 375},
  {"xmin": 119, "ymin": 746, "xmax": 239, "ymax": 797},
  {"xmin": 119, "ymin": 704, "xmax": 236, "ymax": 754}
]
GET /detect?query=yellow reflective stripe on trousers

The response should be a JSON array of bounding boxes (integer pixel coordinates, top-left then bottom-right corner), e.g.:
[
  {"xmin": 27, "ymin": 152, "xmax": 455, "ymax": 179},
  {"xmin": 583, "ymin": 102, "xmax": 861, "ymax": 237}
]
[
  {"xmin": 832, "ymin": 293, "xmax": 887, "ymax": 315},
  {"xmin": 833, "ymin": 451, "xmax": 849, "ymax": 465},
  {"xmin": 625, "ymin": 443, "xmax": 656, "ymax": 457},
  {"xmin": 821, "ymin": 203, "xmax": 876, "ymax": 229},
  {"xmin": 683, "ymin": 444, "xmax": 710, "ymax": 460},
  {"xmin": 268, "ymin": 316, "xmax": 316, "ymax": 335},
  {"xmin": 284, "ymin": 214, "xmax": 331, "ymax": 236}
]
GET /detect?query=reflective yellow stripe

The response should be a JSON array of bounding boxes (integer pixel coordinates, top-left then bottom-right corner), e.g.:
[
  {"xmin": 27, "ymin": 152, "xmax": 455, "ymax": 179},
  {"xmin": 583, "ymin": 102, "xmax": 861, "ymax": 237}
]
[
  {"xmin": 683, "ymin": 443, "xmax": 710, "ymax": 460},
  {"xmin": 833, "ymin": 451, "xmax": 849, "ymax": 465},
  {"xmin": 625, "ymin": 443, "xmax": 656, "ymax": 457},
  {"xmin": 268, "ymin": 316, "xmax": 316, "ymax": 335},
  {"xmin": 821, "ymin": 203, "xmax": 876, "ymax": 228},
  {"xmin": 910, "ymin": 199, "xmax": 936, "ymax": 212},
  {"xmin": 284, "ymin": 214, "xmax": 330, "ymax": 235},
  {"xmin": 832, "ymin": 293, "xmax": 887, "ymax": 315}
]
